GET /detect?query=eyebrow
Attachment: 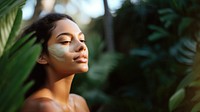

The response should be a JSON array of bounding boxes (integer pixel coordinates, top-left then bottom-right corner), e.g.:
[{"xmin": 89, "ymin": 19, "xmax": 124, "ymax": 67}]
[{"xmin": 56, "ymin": 32, "xmax": 84, "ymax": 38}]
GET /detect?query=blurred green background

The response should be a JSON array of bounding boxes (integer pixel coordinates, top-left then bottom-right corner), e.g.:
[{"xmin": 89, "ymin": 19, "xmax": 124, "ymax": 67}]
[{"xmin": 1, "ymin": 0, "xmax": 200, "ymax": 112}]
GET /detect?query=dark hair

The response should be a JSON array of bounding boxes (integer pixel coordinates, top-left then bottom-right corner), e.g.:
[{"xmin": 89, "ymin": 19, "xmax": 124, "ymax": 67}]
[{"xmin": 22, "ymin": 13, "xmax": 75, "ymax": 98}]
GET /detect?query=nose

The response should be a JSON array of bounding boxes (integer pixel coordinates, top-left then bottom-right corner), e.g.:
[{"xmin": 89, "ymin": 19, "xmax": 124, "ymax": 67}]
[{"xmin": 75, "ymin": 41, "xmax": 86, "ymax": 52}]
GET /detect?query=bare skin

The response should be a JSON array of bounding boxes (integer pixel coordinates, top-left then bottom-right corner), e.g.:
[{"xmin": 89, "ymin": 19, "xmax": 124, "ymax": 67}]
[{"xmin": 21, "ymin": 19, "xmax": 89, "ymax": 112}]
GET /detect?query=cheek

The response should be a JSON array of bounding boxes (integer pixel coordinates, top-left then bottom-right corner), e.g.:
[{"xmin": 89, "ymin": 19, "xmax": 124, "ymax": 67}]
[{"xmin": 48, "ymin": 44, "xmax": 69, "ymax": 61}]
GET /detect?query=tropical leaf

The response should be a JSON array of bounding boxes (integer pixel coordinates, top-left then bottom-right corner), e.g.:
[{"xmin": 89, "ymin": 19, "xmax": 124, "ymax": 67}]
[
  {"xmin": 5, "ymin": 9, "xmax": 23, "ymax": 50},
  {"xmin": 190, "ymin": 81, "xmax": 200, "ymax": 88},
  {"xmin": 174, "ymin": 38, "xmax": 196, "ymax": 65},
  {"xmin": 0, "ymin": 0, "xmax": 25, "ymax": 18},
  {"xmin": 178, "ymin": 17, "xmax": 193, "ymax": 36},
  {"xmin": 87, "ymin": 52, "xmax": 121, "ymax": 86},
  {"xmin": 158, "ymin": 8, "xmax": 179, "ymax": 28},
  {"xmin": 130, "ymin": 47, "xmax": 152, "ymax": 57},
  {"xmin": 158, "ymin": 8, "xmax": 173, "ymax": 15},
  {"xmin": 0, "ymin": 0, "xmax": 26, "ymax": 56},
  {"xmin": 86, "ymin": 33, "xmax": 105, "ymax": 62},
  {"xmin": 147, "ymin": 1, "xmax": 200, "ymax": 111},
  {"xmin": 0, "ymin": 6, "xmax": 27, "ymax": 89},
  {"xmin": 191, "ymin": 102, "xmax": 200, "ymax": 112},
  {"xmin": 169, "ymin": 88, "xmax": 185, "ymax": 112},
  {"xmin": 176, "ymin": 43, "xmax": 200, "ymax": 90},
  {"xmin": 148, "ymin": 32, "xmax": 167, "ymax": 41},
  {"xmin": 0, "ymin": 8, "xmax": 18, "ymax": 56},
  {"xmin": 0, "ymin": 0, "xmax": 42, "ymax": 112},
  {"xmin": 191, "ymin": 89, "xmax": 200, "ymax": 102},
  {"xmin": 86, "ymin": 35, "xmax": 122, "ymax": 87},
  {"xmin": 0, "ymin": 39, "xmax": 41, "ymax": 112},
  {"xmin": 0, "ymin": 7, "xmax": 41, "ymax": 110},
  {"xmin": 176, "ymin": 72, "xmax": 196, "ymax": 91},
  {"xmin": 148, "ymin": 25, "xmax": 170, "ymax": 41},
  {"xmin": 160, "ymin": 13, "xmax": 178, "ymax": 28},
  {"xmin": 148, "ymin": 25, "xmax": 169, "ymax": 34}
]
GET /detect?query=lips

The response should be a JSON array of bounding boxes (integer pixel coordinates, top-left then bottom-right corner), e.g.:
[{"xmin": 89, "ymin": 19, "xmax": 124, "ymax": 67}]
[{"xmin": 73, "ymin": 53, "xmax": 88, "ymax": 63}]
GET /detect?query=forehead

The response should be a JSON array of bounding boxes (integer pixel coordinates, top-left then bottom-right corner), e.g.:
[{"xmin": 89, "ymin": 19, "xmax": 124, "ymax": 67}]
[{"xmin": 52, "ymin": 19, "xmax": 81, "ymax": 36}]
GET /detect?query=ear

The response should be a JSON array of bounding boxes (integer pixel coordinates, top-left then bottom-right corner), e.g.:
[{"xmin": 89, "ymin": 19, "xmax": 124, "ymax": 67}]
[{"xmin": 37, "ymin": 55, "xmax": 48, "ymax": 64}]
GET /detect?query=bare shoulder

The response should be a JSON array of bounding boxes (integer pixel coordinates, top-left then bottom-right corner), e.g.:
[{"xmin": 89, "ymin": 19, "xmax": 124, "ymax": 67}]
[
  {"xmin": 21, "ymin": 98, "xmax": 64, "ymax": 112},
  {"xmin": 70, "ymin": 94, "xmax": 86, "ymax": 102},
  {"xmin": 70, "ymin": 94, "xmax": 90, "ymax": 112}
]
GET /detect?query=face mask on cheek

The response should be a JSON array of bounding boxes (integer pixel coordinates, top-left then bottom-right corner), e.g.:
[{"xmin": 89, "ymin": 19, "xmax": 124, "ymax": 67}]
[{"xmin": 48, "ymin": 44, "xmax": 69, "ymax": 61}]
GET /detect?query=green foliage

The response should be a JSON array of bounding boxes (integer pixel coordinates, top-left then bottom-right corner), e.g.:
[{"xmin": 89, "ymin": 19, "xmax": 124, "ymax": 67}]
[
  {"xmin": 0, "ymin": 0, "xmax": 26, "ymax": 56},
  {"xmin": 0, "ymin": 0, "xmax": 41, "ymax": 111},
  {"xmin": 94, "ymin": 0, "xmax": 200, "ymax": 111},
  {"xmin": 0, "ymin": 34, "xmax": 41, "ymax": 112},
  {"xmin": 147, "ymin": 0, "xmax": 200, "ymax": 111},
  {"xmin": 73, "ymin": 0, "xmax": 200, "ymax": 111},
  {"xmin": 191, "ymin": 102, "xmax": 200, "ymax": 112},
  {"xmin": 169, "ymin": 88, "xmax": 185, "ymax": 111},
  {"xmin": 0, "ymin": 0, "xmax": 26, "ymax": 18},
  {"xmin": 83, "ymin": 1, "xmax": 182, "ymax": 111},
  {"xmin": 86, "ymin": 34, "xmax": 121, "ymax": 87},
  {"xmin": 178, "ymin": 17, "xmax": 193, "ymax": 36},
  {"xmin": 159, "ymin": 8, "xmax": 179, "ymax": 28},
  {"xmin": 72, "ymin": 33, "xmax": 121, "ymax": 106},
  {"xmin": 148, "ymin": 25, "xmax": 170, "ymax": 41}
]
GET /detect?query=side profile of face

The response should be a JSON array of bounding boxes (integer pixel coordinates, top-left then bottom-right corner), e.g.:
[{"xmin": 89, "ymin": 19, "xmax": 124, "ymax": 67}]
[{"xmin": 43, "ymin": 18, "xmax": 88, "ymax": 77}]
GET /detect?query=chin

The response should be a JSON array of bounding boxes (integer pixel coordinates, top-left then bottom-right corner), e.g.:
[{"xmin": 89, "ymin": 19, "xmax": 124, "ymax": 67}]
[{"xmin": 77, "ymin": 66, "xmax": 89, "ymax": 73}]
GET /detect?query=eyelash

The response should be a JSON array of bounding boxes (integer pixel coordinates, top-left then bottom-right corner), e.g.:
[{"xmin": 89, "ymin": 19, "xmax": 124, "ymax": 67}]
[
  {"xmin": 80, "ymin": 40, "xmax": 86, "ymax": 43},
  {"xmin": 60, "ymin": 41, "xmax": 71, "ymax": 44},
  {"xmin": 60, "ymin": 40, "xmax": 86, "ymax": 45}
]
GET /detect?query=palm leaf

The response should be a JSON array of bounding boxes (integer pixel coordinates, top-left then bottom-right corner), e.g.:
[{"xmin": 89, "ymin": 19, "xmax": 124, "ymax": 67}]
[
  {"xmin": 174, "ymin": 38, "xmax": 196, "ymax": 65},
  {"xmin": 191, "ymin": 89, "xmax": 200, "ymax": 102},
  {"xmin": 169, "ymin": 88, "xmax": 185, "ymax": 112},
  {"xmin": 0, "ymin": 0, "xmax": 42, "ymax": 112},
  {"xmin": 5, "ymin": 9, "xmax": 23, "ymax": 50},
  {"xmin": 87, "ymin": 52, "xmax": 121, "ymax": 86},
  {"xmin": 158, "ymin": 8, "xmax": 173, "ymax": 14},
  {"xmin": 0, "ymin": 8, "xmax": 17, "ymax": 56},
  {"xmin": 178, "ymin": 17, "xmax": 193, "ymax": 36},
  {"xmin": 0, "ymin": 0, "xmax": 25, "ymax": 18},
  {"xmin": 0, "ymin": 0, "xmax": 25, "ymax": 57},
  {"xmin": 0, "ymin": 39, "xmax": 41, "ymax": 112},
  {"xmin": 86, "ymin": 35, "xmax": 122, "ymax": 86},
  {"xmin": 158, "ymin": 8, "xmax": 179, "ymax": 28},
  {"xmin": 148, "ymin": 25, "xmax": 170, "ymax": 41},
  {"xmin": 191, "ymin": 102, "xmax": 200, "ymax": 112}
]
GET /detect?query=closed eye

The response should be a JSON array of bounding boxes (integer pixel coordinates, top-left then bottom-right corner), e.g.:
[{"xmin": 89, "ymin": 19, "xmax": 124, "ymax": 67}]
[
  {"xmin": 80, "ymin": 40, "xmax": 86, "ymax": 43},
  {"xmin": 60, "ymin": 41, "xmax": 71, "ymax": 44}
]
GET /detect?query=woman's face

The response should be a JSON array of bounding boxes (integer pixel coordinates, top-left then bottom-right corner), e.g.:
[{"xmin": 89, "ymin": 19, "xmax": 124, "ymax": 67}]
[{"xmin": 45, "ymin": 19, "xmax": 88, "ymax": 76}]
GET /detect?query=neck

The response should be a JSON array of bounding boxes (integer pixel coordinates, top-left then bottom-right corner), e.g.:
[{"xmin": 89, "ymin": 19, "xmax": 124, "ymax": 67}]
[{"xmin": 45, "ymin": 68, "xmax": 74, "ymax": 105}]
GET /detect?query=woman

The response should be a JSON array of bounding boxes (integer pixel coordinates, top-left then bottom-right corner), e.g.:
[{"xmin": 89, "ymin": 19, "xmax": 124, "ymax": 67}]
[{"xmin": 21, "ymin": 13, "xmax": 90, "ymax": 112}]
